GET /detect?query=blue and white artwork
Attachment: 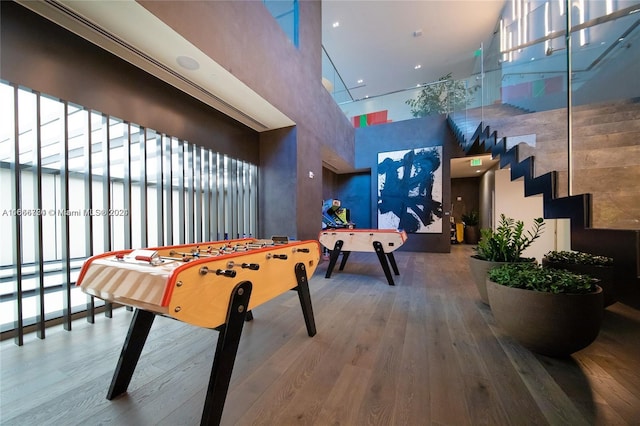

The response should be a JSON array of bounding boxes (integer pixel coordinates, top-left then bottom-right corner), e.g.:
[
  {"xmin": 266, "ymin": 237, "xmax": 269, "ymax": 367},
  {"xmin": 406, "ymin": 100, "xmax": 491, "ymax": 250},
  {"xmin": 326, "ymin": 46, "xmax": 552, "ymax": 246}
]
[{"xmin": 377, "ymin": 147, "xmax": 443, "ymax": 233}]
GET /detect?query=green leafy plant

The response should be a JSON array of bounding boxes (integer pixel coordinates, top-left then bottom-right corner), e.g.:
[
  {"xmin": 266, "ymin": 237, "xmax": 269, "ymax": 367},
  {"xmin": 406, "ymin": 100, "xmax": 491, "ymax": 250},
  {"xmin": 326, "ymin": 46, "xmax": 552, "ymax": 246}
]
[
  {"xmin": 461, "ymin": 210, "xmax": 479, "ymax": 226},
  {"xmin": 488, "ymin": 262, "xmax": 599, "ymax": 294},
  {"xmin": 474, "ymin": 214, "xmax": 545, "ymax": 262},
  {"xmin": 405, "ymin": 72, "xmax": 478, "ymax": 118},
  {"xmin": 544, "ymin": 250, "xmax": 613, "ymax": 267}
]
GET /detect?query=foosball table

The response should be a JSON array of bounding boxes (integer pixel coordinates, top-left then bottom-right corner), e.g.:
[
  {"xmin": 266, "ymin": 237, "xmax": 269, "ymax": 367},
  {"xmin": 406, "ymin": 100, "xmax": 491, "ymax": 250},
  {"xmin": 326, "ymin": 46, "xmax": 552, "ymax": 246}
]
[
  {"xmin": 77, "ymin": 237, "xmax": 320, "ymax": 425},
  {"xmin": 318, "ymin": 229, "xmax": 407, "ymax": 286}
]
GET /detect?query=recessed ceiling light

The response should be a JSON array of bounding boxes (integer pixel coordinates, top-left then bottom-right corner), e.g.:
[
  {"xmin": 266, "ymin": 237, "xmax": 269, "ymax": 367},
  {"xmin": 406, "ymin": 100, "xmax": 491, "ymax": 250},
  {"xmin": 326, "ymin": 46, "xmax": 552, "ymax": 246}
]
[
  {"xmin": 357, "ymin": 79, "xmax": 363, "ymax": 84},
  {"xmin": 414, "ymin": 64, "xmax": 422, "ymax": 70},
  {"xmin": 332, "ymin": 21, "xmax": 340, "ymax": 28},
  {"xmin": 176, "ymin": 56, "xmax": 200, "ymax": 70}
]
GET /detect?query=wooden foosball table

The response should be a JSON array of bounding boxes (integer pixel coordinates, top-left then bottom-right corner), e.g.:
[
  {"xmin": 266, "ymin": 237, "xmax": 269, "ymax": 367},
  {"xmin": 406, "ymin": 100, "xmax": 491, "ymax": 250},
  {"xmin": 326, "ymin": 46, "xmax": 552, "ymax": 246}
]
[
  {"xmin": 318, "ymin": 229, "xmax": 407, "ymax": 285},
  {"xmin": 77, "ymin": 237, "xmax": 320, "ymax": 425}
]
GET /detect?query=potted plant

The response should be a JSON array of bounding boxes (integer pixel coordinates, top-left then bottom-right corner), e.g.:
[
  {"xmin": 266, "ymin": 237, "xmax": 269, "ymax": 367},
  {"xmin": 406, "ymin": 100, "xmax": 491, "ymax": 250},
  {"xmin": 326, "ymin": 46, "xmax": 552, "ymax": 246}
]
[
  {"xmin": 468, "ymin": 214, "xmax": 545, "ymax": 305},
  {"xmin": 543, "ymin": 250, "xmax": 616, "ymax": 307},
  {"xmin": 461, "ymin": 210, "xmax": 480, "ymax": 244},
  {"xmin": 405, "ymin": 72, "xmax": 478, "ymax": 117},
  {"xmin": 486, "ymin": 263, "xmax": 604, "ymax": 357}
]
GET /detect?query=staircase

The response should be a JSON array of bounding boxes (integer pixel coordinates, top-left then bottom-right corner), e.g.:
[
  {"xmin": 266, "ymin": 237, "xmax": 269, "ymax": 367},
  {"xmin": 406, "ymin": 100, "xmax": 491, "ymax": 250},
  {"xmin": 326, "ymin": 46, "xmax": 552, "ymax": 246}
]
[{"xmin": 448, "ymin": 99, "xmax": 640, "ymax": 307}]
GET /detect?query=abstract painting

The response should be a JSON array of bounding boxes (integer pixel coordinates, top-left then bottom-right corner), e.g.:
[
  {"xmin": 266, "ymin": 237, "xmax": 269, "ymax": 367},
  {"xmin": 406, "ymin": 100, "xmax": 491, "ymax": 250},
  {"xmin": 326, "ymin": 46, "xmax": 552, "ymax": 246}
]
[{"xmin": 377, "ymin": 147, "xmax": 443, "ymax": 233}]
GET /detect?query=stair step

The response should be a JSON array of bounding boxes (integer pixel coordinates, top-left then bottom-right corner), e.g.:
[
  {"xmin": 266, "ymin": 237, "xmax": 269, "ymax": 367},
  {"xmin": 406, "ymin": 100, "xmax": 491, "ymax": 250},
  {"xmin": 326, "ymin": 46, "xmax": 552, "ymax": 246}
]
[{"xmin": 447, "ymin": 100, "xmax": 640, "ymax": 306}]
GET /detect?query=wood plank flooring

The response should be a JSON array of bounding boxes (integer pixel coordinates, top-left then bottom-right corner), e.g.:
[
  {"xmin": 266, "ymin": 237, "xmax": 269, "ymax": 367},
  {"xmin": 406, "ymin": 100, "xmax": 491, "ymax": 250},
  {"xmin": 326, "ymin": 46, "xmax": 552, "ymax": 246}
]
[{"xmin": 1, "ymin": 245, "xmax": 639, "ymax": 425}]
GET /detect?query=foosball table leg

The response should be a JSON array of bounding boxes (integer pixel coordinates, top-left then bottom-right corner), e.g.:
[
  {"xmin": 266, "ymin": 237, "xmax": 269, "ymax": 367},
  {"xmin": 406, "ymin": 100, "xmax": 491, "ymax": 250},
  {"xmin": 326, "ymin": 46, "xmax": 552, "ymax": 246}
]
[
  {"xmin": 338, "ymin": 251, "xmax": 351, "ymax": 271},
  {"xmin": 294, "ymin": 263, "xmax": 317, "ymax": 337},
  {"xmin": 201, "ymin": 280, "xmax": 253, "ymax": 426},
  {"xmin": 325, "ymin": 239, "xmax": 344, "ymax": 278},
  {"xmin": 373, "ymin": 241, "xmax": 395, "ymax": 286},
  {"xmin": 107, "ymin": 308, "xmax": 156, "ymax": 400},
  {"xmin": 387, "ymin": 252, "xmax": 400, "ymax": 276}
]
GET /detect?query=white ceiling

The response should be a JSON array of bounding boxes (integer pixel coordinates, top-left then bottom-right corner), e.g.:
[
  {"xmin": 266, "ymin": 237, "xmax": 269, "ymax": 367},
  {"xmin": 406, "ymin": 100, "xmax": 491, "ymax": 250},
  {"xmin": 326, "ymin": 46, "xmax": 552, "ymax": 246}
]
[
  {"xmin": 18, "ymin": 0, "xmax": 295, "ymax": 132},
  {"xmin": 321, "ymin": 0, "xmax": 506, "ymax": 100},
  {"xmin": 19, "ymin": 0, "xmax": 505, "ymax": 177},
  {"xmin": 21, "ymin": 0, "xmax": 507, "ymax": 125},
  {"xmin": 321, "ymin": 1, "xmax": 506, "ymax": 177}
]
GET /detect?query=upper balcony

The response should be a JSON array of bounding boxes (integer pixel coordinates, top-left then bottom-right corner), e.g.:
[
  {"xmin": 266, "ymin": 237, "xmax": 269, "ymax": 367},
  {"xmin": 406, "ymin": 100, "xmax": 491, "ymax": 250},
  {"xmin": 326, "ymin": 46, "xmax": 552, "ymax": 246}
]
[{"xmin": 323, "ymin": 1, "xmax": 640, "ymax": 138}]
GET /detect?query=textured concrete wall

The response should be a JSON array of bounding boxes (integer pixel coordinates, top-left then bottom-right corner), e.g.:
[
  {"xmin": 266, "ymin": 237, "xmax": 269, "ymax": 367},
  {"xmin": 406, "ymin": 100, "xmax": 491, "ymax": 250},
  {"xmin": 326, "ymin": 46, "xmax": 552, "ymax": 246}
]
[
  {"xmin": 488, "ymin": 100, "xmax": 640, "ymax": 230},
  {"xmin": 140, "ymin": 1, "xmax": 356, "ymax": 240},
  {"xmin": 0, "ymin": 1, "xmax": 259, "ymax": 162},
  {"xmin": 259, "ymin": 127, "xmax": 298, "ymax": 239}
]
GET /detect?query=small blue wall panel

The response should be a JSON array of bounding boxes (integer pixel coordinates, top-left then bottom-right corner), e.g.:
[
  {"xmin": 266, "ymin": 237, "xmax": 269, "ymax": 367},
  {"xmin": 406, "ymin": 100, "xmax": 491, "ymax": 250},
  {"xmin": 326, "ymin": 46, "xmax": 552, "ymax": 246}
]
[{"xmin": 336, "ymin": 172, "xmax": 370, "ymax": 229}]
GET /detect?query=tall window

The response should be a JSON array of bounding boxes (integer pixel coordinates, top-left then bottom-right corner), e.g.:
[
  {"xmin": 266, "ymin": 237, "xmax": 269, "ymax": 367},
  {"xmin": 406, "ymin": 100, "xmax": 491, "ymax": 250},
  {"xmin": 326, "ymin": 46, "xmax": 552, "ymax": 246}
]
[
  {"xmin": 0, "ymin": 81, "xmax": 259, "ymax": 343},
  {"xmin": 263, "ymin": 0, "xmax": 299, "ymax": 47}
]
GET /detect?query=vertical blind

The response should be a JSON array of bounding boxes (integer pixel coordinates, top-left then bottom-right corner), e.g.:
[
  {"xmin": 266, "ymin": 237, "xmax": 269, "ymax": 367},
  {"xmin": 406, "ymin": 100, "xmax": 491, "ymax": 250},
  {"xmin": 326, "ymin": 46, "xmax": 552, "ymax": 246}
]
[{"xmin": 0, "ymin": 81, "xmax": 259, "ymax": 345}]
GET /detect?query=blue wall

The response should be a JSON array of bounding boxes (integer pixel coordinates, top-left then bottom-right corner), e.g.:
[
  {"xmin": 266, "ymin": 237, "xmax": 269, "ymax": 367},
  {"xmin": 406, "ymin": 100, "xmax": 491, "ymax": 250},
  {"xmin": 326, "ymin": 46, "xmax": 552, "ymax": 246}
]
[
  {"xmin": 343, "ymin": 115, "xmax": 458, "ymax": 252},
  {"xmin": 336, "ymin": 172, "xmax": 370, "ymax": 228}
]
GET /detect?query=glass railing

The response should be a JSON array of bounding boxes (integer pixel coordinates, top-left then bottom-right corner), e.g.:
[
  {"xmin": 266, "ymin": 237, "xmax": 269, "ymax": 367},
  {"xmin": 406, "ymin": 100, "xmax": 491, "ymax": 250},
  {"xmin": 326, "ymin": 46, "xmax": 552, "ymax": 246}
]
[
  {"xmin": 340, "ymin": 80, "xmax": 451, "ymax": 127},
  {"xmin": 263, "ymin": 0, "xmax": 299, "ymax": 47},
  {"xmin": 322, "ymin": 45, "xmax": 352, "ymax": 104},
  {"xmin": 330, "ymin": 1, "xmax": 640, "ymax": 229},
  {"xmin": 449, "ymin": 0, "xmax": 640, "ymax": 207},
  {"xmin": 334, "ymin": 2, "xmax": 640, "ymax": 130}
]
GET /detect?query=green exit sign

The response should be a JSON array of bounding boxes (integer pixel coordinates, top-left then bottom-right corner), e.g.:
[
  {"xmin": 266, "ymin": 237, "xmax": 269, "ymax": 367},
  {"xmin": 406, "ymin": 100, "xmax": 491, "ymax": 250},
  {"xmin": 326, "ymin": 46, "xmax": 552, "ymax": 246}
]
[{"xmin": 470, "ymin": 158, "xmax": 482, "ymax": 166}]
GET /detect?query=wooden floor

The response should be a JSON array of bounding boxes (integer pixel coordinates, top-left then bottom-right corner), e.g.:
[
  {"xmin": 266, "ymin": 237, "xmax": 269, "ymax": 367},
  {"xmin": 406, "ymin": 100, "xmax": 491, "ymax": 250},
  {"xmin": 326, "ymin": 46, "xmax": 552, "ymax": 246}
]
[{"xmin": 2, "ymin": 245, "xmax": 639, "ymax": 425}]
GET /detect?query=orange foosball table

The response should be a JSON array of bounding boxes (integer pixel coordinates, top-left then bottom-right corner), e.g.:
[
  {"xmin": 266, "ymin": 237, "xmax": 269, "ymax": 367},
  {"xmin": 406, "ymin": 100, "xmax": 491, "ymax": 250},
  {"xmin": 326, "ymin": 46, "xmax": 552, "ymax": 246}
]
[
  {"xmin": 77, "ymin": 237, "xmax": 320, "ymax": 426},
  {"xmin": 318, "ymin": 229, "xmax": 407, "ymax": 286}
]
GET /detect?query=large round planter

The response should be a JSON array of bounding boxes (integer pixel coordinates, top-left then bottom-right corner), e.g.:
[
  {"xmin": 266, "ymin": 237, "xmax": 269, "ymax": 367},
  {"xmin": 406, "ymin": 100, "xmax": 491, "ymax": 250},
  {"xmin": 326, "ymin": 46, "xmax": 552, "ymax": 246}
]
[
  {"xmin": 468, "ymin": 257, "xmax": 535, "ymax": 305},
  {"xmin": 542, "ymin": 258, "xmax": 616, "ymax": 307},
  {"xmin": 486, "ymin": 280, "xmax": 604, "ymax": 357},
  {"xmin": 468, "ymin": 256, "xmax": 507, "ymax": 305},
  {"xmin": 463, "ymin": 225, "xmax": 480, "ymax": 245}
]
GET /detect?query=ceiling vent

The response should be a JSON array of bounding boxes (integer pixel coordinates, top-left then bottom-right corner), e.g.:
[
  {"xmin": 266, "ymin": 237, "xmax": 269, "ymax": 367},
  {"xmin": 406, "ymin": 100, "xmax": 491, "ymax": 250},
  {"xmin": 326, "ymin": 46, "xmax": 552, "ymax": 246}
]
[{"xmin": 37, "ymin": 0, "xmax": 269, "ymax": 130}]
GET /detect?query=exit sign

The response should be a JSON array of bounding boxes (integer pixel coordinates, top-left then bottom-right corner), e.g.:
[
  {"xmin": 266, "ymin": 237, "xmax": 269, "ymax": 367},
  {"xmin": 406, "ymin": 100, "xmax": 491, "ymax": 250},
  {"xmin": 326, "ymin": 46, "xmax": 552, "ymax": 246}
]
[{"xmin": 470, "ymin": 158, "xmax": 482, "ymax": 166}]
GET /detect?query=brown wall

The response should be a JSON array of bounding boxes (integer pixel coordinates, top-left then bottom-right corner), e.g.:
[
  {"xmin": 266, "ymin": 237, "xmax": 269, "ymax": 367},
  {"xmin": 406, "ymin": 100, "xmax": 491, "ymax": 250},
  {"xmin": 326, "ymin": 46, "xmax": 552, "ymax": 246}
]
[
  {"xmin": 451, "ymin": 177, "xmax": 480, "ymax": 223},
  {"xmin": 0, "ymin": 1, "xmax": 258, "ymax": 162},
  {"xmin": 139, "ymin": 0, "xmax": 356, "ymax": 240},
  {"xmin": 2, "ymin": 1, "xmax": 356, "ymax": 241},
  {"xmin": 322, "ymin": 168, "xmax": 339, "ymax": 202},
  {"xmin": 259, "ymin": 126, "xmax": 298, "ymax": 239},
  {"xmin": 482, "ymin": 101, "xmax": 640, "ymax": 230}
]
